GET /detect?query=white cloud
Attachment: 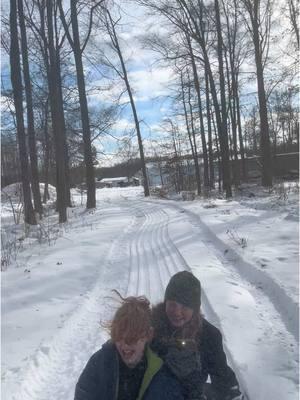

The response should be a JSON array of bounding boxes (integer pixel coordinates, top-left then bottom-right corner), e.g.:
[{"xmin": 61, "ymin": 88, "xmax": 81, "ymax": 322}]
[{"xmin": 128, "ymin": 66, "xmax": 175, "ymax": 101}]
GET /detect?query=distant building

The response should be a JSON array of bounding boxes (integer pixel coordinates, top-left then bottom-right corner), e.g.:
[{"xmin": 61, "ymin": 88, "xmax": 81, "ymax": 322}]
[{"xmin": 96, "ymin": 176, "xmax": 140, "ymax": 188}]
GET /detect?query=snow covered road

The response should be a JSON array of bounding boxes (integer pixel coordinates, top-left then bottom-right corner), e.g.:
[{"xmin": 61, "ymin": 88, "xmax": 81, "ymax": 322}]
[{"xmin": 2, "ymin": 187, "xmax": 299, "ymax": 400}]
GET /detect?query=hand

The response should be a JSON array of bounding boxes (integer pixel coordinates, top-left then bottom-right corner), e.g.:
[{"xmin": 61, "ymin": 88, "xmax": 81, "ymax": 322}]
[{"xmin": 165, "ymin": 346, "xmax": 201, "ymax": 380}]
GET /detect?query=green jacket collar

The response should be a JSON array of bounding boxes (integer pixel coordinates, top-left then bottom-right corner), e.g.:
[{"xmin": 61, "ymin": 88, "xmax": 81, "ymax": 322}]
[{"xmin": 137, "ymin": 346, "xmax": 163, "ymax": 400}]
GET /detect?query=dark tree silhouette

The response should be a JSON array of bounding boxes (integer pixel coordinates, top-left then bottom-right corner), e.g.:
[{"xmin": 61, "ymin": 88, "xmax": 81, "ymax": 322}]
[{"xmin": 9, "ymin": 0, "xmax": 36, "ymax": 225}]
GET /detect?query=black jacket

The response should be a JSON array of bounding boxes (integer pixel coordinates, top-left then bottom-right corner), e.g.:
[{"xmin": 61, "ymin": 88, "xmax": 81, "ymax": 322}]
[
  {"xmin": 151, "ymin": 303, "xmax": 241, "ymax": 400},
  {"xmin": 74, "ymin": 341, "xmax": 185, "ymax": 400}
]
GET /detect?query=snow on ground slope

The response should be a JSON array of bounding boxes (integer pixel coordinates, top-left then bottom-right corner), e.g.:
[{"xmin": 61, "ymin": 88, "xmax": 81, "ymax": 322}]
[{"xmin": 1, "ymin": 185, "xmax": 299, "ymax": 400}]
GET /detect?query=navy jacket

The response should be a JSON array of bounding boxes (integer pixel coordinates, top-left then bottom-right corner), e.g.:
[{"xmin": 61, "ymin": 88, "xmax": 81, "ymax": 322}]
[
  {"xmin": 151, "ymin": 303, "xmax": 241, "ymax": 400},
  {"xmin": 74, "ymin": 341, "xmax": 184, "ymax": 400}
]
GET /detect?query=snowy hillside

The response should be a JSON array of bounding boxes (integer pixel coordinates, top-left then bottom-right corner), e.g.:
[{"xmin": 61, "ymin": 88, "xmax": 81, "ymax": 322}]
[{"xmin": 1, "ymin": 183, "xmax": 299, "ymax": 400}]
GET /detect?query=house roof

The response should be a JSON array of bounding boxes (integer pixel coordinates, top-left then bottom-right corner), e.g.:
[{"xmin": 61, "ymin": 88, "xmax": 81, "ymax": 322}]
[{"xmin": 100, "ymin": 177, "xmax": 128, "ymax": 183}]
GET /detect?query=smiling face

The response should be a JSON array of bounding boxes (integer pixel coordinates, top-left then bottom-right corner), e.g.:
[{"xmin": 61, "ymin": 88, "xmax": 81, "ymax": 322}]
[
  {"xmin": 165, "ymin": 300, "xmax": 194, "ymax": 328},
  {"xmin": 110, "ymin": 294, "xmax": 153, "ymax": 368},
  {"xmin": 115, "ymin": 336, "xmax": 149, "ymax": 368}
]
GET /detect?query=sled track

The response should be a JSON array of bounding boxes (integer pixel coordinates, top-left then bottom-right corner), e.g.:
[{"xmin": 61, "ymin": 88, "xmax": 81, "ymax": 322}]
[{"xmin": 124, "ymin": 202, "xmax": 190, "ymax": 302}]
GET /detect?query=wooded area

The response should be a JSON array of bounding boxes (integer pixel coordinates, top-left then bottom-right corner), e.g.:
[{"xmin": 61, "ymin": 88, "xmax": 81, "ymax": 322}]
[{"xmin": 2, "ymin": 0, "xmax": 299, "ymax": 223}]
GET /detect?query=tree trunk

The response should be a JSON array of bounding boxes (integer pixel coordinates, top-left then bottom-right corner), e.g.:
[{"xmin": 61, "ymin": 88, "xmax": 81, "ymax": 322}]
[
  {"xmin": 225, "ymin": 51, "xmax": 239, "ymax": 186},
  {"xmin": 213, "ymin": 115, "xmax": 222, "ymax": 192},
  {"xmin": 71, "ymin": 0, "xmax": 96, "ymax": 208},
  {"xmin": 17, "ymin": 0, "xmax": 43, "ymax": 216},
  {"xmin": 236, "ymin": 77, "xmax": 247, "ymax": 180},
  {"xmin": 186, "ymin": 34, "xmax": 209, "ymax": 190},
  {"xmin": 253, "ymin": 19, "xmax": 272, "ymax": 186},
  {"xmin": 289, "ymin": 0, "xmax": 299, "ymax": 48},
  {"xmin": 106, "ymin": 10, "xmax": 149, "ymax": 196},
  {"xmin": 215, "ymin": 0, "xmax": 232, "ymax": 197},
  {"xmin": 46, "ymin": 0, "xmax": 67, "ymax": 222},
  {"xmin": 10, "ymin": 0, "xmax": 36, "ymax": 225},
  {"xmin": 181, "ymin": 73, "xmax": 201, "ymax": 195},
  {"xmin": 43, "ymin": 99, "xmax": 50, "ymax": 203},
  {"xmin": 56, "ymin": 51, "xmax": 72, "ymax": 207},
  {"xmin": 205, "ymin": 71, "xmax": 215, "ymax": 188}
]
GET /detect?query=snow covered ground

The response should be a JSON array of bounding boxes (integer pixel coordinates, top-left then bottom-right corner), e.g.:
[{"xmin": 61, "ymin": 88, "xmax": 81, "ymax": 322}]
[{"xmin": 1, "ymin": 183, "xmax": 299, "ymax": 400}]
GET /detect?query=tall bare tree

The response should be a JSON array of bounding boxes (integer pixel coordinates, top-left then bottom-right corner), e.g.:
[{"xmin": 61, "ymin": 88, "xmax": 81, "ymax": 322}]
[
  {"xmin": 185, "ymin": 33, "xmax": 209, "ymax": 191},
  {"xmin": 288, "ymin": 0, "xmax": 299, "ymax": 48},
  {"xmin": 241, "ymin": 0, "xmax": 273, "ymax": 186},
  {"xmin": 100, "ymin": 6, "xmax": 150, "ymax": 196},
  {"xmin": 222, "ymin": 0, "xmax": 247, "ymax": 183},
  {"xmin": 17, "ymin": 0, "xmax": 43, "ymax": 216},
  {"xmin": 180, "ymin": 70, "xmax": 202, "ymax": 195},
  {"xmin": 58, "ymin": 0, "xmax": 102, "ymax": 208},
  {"xmin": 214, "ymin": 0, "xmax": 232, "ymax": 196},
  {"xmin": 9, "ymin": 0, "xmax": 36, "ymax": 225},
  {"xmin": 46, "ymin": 0, "xmax": 68, "ymax": 222}
]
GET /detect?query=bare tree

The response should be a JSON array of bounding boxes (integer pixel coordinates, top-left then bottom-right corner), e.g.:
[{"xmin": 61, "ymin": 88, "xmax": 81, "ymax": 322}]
[
  {"xmin": 46, "ymin": 0, "xmax": 68, "ymax": 222},
  {"xmin": 185, "ymin": 33, "xmax": 209, "ymax": 191},
  {"xmin": 99, "ymin": 5, "xmax": 150, "ymax": 196},
  {"xmin": 241, "ymin": 0, "xmax": 273, "ymax": 186},
  {"xmin": 204, "ymin": 71, "xmax": 215, "ymax": 188},
  {"xmin": 222, "ymin": 0, "xmax": 247, "ymax": 183},
  {"xmin": 180, "ymin": 69, "xmax": 202, "ymax": 195},
  {"xmin": 9, "ymin": 0, "xmax": 36, "ymax": 225},
  {"xmin": 58, "ymin": 0, "xmax": 102, "ymax": 208},
  {"xmin": 288, "ymin": 0, "xmax": 299, "ymax": 48},
  {"xmin": 214, "ymin": 0, "xmax": 232, "ymax": 196},
  {"xmin": 17, "ymin": 0, "xmax": 43, "ymax": 216}
]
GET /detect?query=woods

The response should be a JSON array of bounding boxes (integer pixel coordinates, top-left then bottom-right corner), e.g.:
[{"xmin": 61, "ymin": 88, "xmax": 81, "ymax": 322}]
[{"xmin": 2, "ymin": 0, "xmax": 299, "ymax": 223}]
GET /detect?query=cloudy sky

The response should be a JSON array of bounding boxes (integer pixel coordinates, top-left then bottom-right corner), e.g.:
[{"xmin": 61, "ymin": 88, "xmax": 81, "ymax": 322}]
[
  {"xmin": 82, "ymin": 0, "xmax": 296, "ymax": 165},
  {"xmin": 1, "ymin": 0, "xmax": 296, "ymax": 166}
]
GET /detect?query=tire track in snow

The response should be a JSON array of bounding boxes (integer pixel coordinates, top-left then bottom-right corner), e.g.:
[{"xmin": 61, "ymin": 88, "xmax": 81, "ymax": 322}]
[
  {"xmin": 156, "ymin": 200, "xmax": 299, "ymax": 342},
  {"xmin": 124, "ymin": 201, "xmax": 192, "ymax": 304},
  {"xmin": 126, "ymin": 205, "xmax": 151, "ymax": 297},
  {"xmin": 143, "ymin": 200, "xmax": 298, "ymax": 400},
  {"xmin": 126, "ymin": 203, "xmax": 165, "ymax": 300},
  {"xmin": 138, "ymin": 204, "xmax": 252, "ymax": 397}
]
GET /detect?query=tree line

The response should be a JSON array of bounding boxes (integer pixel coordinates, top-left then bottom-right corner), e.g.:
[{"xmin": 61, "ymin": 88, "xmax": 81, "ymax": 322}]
[{"xmin": 2, "ymin": 0, "xmax": 299, "ymax": 224}]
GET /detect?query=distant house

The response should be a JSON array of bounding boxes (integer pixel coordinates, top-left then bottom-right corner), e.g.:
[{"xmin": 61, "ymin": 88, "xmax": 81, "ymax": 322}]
[{"xmin": 97, "ymin": 176, "xmax": 140, "ymax": 188}]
